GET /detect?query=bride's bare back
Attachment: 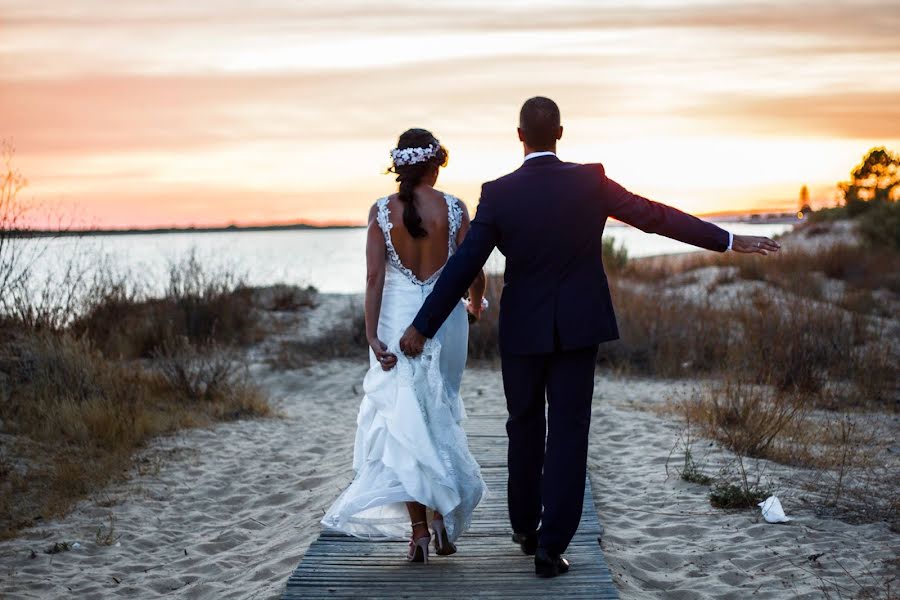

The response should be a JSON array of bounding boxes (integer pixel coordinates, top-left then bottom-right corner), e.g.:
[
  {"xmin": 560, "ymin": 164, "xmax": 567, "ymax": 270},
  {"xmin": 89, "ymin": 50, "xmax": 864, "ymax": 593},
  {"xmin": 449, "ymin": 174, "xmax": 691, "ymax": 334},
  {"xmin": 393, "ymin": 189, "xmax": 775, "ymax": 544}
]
[
  {"xmin": 384, "ymin": 189, "xmax": 454, "ymax": 282},
  {"xmin": 364, "ymin": 128, "xmax": 485, "ymax": 373}
]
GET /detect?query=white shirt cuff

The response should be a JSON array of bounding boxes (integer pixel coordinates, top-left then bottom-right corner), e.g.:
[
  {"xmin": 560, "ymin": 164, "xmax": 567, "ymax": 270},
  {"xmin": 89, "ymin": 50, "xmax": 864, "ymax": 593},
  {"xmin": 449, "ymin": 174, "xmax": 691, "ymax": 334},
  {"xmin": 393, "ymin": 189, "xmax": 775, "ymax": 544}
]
[{"xmin": 727, "ymin": 231, "xmax": 733, "ymax": 251}]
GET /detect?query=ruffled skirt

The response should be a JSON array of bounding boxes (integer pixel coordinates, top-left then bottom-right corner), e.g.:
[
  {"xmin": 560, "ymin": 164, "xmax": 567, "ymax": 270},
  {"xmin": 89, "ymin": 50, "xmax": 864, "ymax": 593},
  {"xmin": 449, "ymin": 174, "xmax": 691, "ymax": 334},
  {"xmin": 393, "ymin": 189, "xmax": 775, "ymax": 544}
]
[{"xmin": 321, "ymin": 276, "xmax": 486, "ymax": 542}]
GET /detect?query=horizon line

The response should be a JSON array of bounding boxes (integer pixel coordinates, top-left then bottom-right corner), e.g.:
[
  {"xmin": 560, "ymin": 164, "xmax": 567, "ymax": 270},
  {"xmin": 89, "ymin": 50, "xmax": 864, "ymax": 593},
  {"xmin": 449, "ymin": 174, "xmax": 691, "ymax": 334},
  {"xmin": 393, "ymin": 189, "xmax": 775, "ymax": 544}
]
[{"xmin": 19, "ymin": 205, "xmax": 800, "ymax": 236}]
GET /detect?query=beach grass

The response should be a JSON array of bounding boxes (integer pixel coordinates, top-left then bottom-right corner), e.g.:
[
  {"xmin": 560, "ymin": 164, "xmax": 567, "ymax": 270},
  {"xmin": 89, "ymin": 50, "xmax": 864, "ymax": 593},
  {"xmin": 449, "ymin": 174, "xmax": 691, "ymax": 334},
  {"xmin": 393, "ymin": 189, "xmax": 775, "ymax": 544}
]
[{"xmin": 0, "ymin": 254, "xmax": 274, "ymax": 539}]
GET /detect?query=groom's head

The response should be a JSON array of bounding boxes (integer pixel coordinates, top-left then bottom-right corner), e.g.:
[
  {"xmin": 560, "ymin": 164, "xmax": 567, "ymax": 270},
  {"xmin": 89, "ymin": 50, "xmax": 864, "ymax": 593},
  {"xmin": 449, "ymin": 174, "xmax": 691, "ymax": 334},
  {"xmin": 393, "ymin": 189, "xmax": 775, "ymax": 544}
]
[{"xmin": 518, "ymin": 97, "xmax": 563, "ymax": 153}]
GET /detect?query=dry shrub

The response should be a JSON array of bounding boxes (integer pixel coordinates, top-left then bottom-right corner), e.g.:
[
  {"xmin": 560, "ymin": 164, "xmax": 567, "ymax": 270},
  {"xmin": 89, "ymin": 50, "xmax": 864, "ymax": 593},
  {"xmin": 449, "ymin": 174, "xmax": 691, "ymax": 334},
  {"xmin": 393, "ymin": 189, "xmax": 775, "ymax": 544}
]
[
  {"xmin": 0, "ymin": 331, "xmax": 156, "ymax": 536},
  {"xmin": 2, "ymin": 245, "xmax": 93, "ymax": 332},
  {"xmin": 0, "ymin": 327, "xmax": 269, "ymax": 539},
  {"xmin": 163, "ymin": 253, "xmax": 259, "ymax": 345},
  {"xmin": 155, "ymin": 337, "xmax": 269, "ymax": 419},
  {"xmin": 258, "ymin": 284, "xmax": 317, "ymax": 312},
  {"xmin": 606, "ymin": 269, "xmax": 897, "ymax": 410},
  {"xmin": 271, "ymin": 300, "xmax": 367, "ymax": 369},
  {"xmin": 0, "ymin": 330, "xmax": 148, "ymax": 447},
  {"xmin": 671, "ymin": 383, "xmax": 898, "ymax": 525},
  {"xmin": 442, "ymin": 243, "xmax": 899, "ymax": 401},
  {"xmin": 599, "ymin": 280, "xmax": 732, "ymax": 376},
  {"xmin": 72, "ymin": 253, "xmax": 261, "ymax": 359},
  {"xmin": 682, "ymin": 379, "xmax": 806, "ymax": 459},
  {"xmin": 625, "ymin": 242, "xmax": 900, "ymax": 296},
  {"xmin": 466, "ymin": 275, "xmax": 503, "ymax": 361},
  {"xmin": 734, "ymin": 293, "xmax": 863, "ymax": 395},
  {"xmin": 0, "ymin": 141, "xmax": 30, "ymax": 304},
  {"xmin": 314, "ymin": 304, "xmax": 369, "ymax": 359},
  {"xmin": 798, "ymin": 414, "xmax": 900, "ymax": 528},
  {"xmin": 272, "ymin": 279, "xmax": 505, "ymax": 367}
]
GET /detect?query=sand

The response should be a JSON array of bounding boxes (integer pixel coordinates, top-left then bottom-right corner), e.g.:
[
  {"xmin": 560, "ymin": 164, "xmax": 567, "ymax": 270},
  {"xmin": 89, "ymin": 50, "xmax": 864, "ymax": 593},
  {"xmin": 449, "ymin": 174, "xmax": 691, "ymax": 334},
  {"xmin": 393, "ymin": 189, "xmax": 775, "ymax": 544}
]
[
  {"xmin": 589, "ymin": 379, "xmax": 898, "ymax": 599},
  {"xmin": 0, "ymin": 358, "xmax": 366, "ymax": 599},
  {"xmin": 1, "ymin": 294, "xmax": 897, "ymax": 599}
]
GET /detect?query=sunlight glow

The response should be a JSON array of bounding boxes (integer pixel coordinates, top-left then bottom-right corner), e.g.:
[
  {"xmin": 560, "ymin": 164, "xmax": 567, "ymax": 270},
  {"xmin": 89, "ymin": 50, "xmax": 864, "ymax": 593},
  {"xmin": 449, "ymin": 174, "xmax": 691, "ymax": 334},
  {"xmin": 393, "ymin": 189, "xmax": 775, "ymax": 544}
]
[{"xmin": 2, "ymin": 0, "xmax": 899, "ymax": 228}]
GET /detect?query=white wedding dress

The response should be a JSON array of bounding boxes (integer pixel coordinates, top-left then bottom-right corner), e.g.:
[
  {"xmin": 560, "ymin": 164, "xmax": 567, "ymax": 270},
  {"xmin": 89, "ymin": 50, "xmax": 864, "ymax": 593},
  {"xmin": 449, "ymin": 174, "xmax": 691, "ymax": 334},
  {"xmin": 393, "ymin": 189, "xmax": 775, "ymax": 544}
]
[{"xmin": 321, "ymin": 194, "xmax": 487, "ymax": 543}]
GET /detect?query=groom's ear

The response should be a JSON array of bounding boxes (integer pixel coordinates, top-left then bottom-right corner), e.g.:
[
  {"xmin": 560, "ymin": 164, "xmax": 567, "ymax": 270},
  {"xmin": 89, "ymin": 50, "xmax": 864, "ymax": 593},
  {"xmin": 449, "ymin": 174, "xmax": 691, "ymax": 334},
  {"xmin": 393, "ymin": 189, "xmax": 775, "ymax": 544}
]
[
  {"xmin": 557, "ymin": 126, "xmax": 564, "ymax": 141},
  {"xmin": 517, "ymin": 127, "xmax": 526, "ymax": 143}
]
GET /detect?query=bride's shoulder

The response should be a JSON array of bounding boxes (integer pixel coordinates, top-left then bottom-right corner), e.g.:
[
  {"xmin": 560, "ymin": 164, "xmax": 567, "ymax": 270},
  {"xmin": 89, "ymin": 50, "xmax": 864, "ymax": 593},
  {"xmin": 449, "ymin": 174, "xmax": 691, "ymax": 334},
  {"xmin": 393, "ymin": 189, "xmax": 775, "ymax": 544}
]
[
  {"xmin": 438, "ymin": 192, "xmax": 470, "ymax": 227},
  {"xmin": 368, "ymin": 195, "xmax": 392, "ymax": 223},
  {"xmin": 369, "ymin": 194, "xmax": 395, "ymax": 211},
  {"xmin": 376, "ymin": 194, "xmax": 401, "ymax": 210},
  {"xmin": 439, "ymin": 191, "xmax": 467, "ymax": 210}
]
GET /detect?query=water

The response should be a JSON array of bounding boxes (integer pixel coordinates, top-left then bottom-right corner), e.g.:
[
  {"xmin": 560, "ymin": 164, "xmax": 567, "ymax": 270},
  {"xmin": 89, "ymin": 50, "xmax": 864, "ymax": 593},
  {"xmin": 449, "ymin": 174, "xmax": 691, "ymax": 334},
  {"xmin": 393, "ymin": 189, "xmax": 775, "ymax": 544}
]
[{"xmin": 15, "ymin": 222, "xmax": 793, "ymax": 295}]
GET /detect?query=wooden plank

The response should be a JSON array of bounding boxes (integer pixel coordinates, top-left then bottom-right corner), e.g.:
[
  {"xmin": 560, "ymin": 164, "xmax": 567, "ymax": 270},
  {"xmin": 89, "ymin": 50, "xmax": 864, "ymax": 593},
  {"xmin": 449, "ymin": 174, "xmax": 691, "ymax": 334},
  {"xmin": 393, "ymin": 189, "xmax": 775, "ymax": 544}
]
[{"xmin": 282, "ymin": 413, "xmax": 619, "ymax": 599}]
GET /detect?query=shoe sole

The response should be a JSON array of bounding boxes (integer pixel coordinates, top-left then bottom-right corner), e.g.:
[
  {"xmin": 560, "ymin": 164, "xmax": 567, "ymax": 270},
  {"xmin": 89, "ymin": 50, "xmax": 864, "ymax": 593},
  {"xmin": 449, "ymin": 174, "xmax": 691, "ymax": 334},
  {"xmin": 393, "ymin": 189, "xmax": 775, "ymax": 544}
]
[{"xmin": 535, "ymin": 561, "xmax": 569, "ymax": 578}]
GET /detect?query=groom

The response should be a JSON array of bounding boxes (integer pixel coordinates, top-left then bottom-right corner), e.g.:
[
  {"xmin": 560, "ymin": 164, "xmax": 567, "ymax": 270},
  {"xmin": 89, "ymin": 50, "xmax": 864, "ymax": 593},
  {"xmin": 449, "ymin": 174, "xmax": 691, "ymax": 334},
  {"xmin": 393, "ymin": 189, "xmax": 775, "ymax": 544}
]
[{"xmin": 399, "ymin": 97, "xmax": 780, "ymax": 577}]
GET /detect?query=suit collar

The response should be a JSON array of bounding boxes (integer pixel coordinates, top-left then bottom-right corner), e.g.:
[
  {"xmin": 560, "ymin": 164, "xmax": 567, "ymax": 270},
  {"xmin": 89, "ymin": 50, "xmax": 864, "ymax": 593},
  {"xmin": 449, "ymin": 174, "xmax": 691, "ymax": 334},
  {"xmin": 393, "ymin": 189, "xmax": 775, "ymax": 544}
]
[{"xmin": 521, "ymin": 154, "xmax": 561, "ymax": 167}]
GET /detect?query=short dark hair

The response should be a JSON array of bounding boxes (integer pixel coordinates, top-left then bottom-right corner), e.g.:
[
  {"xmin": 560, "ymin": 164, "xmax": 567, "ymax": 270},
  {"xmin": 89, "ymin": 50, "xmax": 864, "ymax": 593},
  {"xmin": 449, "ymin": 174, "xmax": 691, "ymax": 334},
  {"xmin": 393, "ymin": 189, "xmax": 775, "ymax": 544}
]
[{"xmin": 519, "ymin": 97, "xmax": 561, "ymax": 149}]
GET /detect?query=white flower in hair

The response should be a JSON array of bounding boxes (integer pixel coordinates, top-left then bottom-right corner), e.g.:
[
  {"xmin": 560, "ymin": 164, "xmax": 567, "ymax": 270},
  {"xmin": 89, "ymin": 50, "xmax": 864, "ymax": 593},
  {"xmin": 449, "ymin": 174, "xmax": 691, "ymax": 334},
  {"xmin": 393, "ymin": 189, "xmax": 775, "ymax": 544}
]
[{"xmin": 390, "ymin": 142, "xmax": 440, "ymax": 166}]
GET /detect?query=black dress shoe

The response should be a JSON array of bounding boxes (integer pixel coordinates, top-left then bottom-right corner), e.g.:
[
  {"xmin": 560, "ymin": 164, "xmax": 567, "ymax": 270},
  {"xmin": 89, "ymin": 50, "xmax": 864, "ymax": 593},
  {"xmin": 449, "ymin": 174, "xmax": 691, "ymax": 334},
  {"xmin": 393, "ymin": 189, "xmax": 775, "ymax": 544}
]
[
  {"xmin": 511, "ymin": 531, "xmax": 538, "ymax": 555},
  {"xmin": 534, "ymin": 547, "xmax": 570, "ymax": 578}
]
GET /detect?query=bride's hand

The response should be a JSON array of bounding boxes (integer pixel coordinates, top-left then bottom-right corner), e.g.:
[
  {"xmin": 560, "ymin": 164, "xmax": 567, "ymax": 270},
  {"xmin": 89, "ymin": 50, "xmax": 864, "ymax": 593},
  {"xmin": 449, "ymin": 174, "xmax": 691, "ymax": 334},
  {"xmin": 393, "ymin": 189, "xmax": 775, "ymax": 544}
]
[
  {"xmin": 466, "ymin": 299, "xmax": 484, "ymax": 323},
  {"xmin": 369, "ymin": 338, "xmax": 397, "ymax": 371}
]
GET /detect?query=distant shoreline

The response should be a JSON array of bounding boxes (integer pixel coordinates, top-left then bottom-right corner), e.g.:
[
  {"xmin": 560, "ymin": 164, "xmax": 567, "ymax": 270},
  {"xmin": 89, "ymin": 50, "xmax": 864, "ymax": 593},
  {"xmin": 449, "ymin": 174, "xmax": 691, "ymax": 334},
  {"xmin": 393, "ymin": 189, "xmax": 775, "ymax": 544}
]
[
  {"xmin": 9, "ymin": 222, "xmax": 364, "ymax": 238},
  {"xmin": 14, "ymin": 213, "xmax": 799, "ymax": 238}
]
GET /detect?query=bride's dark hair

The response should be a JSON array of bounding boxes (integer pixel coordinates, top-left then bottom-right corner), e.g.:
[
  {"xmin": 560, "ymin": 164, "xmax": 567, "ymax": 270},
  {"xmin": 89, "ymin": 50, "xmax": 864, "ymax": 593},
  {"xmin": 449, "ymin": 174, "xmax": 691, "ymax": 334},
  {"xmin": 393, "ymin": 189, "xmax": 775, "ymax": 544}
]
[{"xmin": 387, "ymin": 128, "xmax": 449, "ymax": 239}]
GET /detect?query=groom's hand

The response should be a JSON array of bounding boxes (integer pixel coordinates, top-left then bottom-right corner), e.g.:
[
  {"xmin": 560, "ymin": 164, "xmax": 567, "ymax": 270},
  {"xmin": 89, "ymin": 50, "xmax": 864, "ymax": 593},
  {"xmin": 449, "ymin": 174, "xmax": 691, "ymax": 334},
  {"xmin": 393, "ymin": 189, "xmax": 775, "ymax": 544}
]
[
  {"xmin": 399, "ymin": 325, "xmax": 426, "ymax": 357},
  {"xmin": 731, "ymin": 235, "xmax": 781, "ymax": 255}
]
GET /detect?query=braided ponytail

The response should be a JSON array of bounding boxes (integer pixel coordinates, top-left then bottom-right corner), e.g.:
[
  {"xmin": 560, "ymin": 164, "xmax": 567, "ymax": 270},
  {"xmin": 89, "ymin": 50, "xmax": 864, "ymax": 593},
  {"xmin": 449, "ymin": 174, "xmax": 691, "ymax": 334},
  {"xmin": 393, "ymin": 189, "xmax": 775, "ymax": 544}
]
[{"xmin": 388, "ymin": 128, "xmax": 449, "ymax": 239}]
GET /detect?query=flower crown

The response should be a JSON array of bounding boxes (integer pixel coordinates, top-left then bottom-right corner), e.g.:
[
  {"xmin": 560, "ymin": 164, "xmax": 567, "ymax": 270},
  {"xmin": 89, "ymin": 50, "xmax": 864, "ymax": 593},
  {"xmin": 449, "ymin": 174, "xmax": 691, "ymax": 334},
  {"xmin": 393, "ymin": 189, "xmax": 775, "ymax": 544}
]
[{"xmin": 390, "ymin": 142, "xmax": 440, "ymax": 166}]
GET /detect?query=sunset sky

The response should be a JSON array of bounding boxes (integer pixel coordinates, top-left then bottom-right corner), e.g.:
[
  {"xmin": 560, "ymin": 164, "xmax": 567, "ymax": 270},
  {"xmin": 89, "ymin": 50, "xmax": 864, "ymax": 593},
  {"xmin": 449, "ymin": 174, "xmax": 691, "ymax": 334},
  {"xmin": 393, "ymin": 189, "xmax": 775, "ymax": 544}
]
[{"xmin": 2, "ymin": 1, "xmax": 900, "ymax": 228}]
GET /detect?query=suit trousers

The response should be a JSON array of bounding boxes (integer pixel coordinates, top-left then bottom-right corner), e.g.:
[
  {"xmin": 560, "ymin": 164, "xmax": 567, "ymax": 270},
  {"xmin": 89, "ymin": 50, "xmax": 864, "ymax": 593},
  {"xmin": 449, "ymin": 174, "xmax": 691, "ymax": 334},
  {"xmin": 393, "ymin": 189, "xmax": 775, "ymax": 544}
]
[{"xmin": 501, "ymin": 343, "xmax": 599, "ymax": 554}]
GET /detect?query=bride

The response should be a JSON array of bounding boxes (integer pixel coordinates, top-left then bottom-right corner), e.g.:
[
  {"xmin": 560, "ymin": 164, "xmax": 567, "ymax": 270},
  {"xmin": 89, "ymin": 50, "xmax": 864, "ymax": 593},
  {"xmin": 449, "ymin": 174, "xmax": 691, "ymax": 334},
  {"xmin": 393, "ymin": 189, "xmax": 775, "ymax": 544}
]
[{"xmin": 321, "ymin": 129, "xmax": 488, "ymax": 564}]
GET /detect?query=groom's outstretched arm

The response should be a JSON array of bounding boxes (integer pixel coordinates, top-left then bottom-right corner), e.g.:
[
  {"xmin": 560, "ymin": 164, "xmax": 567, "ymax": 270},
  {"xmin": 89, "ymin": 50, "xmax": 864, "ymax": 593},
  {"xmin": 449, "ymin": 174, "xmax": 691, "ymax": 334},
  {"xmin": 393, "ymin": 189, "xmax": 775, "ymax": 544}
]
[
  {"xmin": 596, "ymin": 164, "xmax": 731, "ymax": 252},
  {"xmin": 408, "ymin": 186, "xmax": 499, "ymax": 343}
]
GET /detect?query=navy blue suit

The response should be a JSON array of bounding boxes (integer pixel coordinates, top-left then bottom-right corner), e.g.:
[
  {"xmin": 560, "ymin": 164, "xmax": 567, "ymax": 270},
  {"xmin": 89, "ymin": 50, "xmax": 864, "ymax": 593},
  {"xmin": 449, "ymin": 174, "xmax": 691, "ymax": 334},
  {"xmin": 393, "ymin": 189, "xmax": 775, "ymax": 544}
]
[{"xmin": 412, "ymin": 154, "xmax": 729, "ymax": 553}]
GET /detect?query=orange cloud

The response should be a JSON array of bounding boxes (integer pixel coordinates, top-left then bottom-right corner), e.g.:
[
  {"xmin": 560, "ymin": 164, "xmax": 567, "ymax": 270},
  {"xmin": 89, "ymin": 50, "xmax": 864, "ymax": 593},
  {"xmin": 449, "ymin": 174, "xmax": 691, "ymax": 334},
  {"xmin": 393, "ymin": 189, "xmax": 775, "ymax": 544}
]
[{"xmin": 2, "ymin": 1, "xmax": 899, "ymax": 228}]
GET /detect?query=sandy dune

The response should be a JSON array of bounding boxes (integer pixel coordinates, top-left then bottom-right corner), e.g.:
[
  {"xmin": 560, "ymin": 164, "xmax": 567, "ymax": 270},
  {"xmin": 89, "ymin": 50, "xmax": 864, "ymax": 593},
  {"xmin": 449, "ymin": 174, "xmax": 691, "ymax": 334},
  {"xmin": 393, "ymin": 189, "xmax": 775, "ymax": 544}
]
[
  {"xmin": 589, "ymin": 378, "xmax": 898, "ymax": 599},
  {"xmin": 0, "ymin": 360, "xmax": 365, "ymax": 599}
]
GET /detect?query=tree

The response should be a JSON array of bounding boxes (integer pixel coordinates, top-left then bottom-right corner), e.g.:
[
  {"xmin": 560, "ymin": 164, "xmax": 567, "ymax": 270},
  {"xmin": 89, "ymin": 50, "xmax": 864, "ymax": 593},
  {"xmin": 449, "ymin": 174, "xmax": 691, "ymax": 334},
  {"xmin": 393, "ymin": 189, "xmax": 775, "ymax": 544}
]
[
  {"xmin": 839, "ymin": 147, "xmax": 899, "ymax": 217},
  {"xmin": 1, "ymin": 141, "xmax": 29, "ymax": 304}
]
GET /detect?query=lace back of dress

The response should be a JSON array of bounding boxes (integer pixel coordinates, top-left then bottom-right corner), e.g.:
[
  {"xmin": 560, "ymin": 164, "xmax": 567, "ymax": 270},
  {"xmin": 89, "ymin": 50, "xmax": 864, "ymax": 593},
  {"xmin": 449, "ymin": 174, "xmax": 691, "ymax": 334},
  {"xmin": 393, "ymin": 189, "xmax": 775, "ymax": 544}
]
[{"xmin": 376, "ymin": 194, "xmax": 463, "ymax": 286}]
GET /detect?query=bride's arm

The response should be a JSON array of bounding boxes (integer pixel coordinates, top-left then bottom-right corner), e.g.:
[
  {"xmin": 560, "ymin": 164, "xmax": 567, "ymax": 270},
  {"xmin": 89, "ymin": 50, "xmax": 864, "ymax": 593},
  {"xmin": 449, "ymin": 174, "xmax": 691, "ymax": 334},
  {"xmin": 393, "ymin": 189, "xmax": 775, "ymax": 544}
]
[
  {"xmin": 456, "ymin": 201, "xmax": 486, "ymax": 320},
  {"xmin": 365, "ymin": 203, "xmax": 397, "ymax": 371}
]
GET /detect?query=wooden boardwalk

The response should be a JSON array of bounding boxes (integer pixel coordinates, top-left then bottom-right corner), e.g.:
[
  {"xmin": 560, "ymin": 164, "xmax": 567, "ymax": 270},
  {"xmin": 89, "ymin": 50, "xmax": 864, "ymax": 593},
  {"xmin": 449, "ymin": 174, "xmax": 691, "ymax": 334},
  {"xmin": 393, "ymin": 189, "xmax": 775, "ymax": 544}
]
[{"xmin": 283, "ymin": 414, "xmax": 619, "ymax": 599}]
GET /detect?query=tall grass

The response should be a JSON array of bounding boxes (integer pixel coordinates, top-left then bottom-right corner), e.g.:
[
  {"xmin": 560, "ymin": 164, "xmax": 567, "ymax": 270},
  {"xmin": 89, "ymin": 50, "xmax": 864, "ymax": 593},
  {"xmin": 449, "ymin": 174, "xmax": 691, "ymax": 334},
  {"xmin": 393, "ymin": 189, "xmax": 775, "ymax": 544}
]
[
  {"xmin": 579, "ymin": 235, "xmax": 899, "ymax": 411},
  {"xmin": 72, "ymin": 251, "xmax": 262, "ymax": 359},
  {"xmin": 623, "ymin": 227, "xmax": 900, "ymax": 524},
  {"xmin": 0, "ymin": 327, "xmax": 269, "ymax": 538}
]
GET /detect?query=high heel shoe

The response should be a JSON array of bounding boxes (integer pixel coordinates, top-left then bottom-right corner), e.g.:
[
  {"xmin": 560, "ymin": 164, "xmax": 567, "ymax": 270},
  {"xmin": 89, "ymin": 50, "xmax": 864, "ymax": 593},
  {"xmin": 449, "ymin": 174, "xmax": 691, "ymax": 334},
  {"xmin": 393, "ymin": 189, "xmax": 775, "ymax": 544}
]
[
  {"xmin": 406, "ymin": 521, "xmax": 430, "ymax": 564},
  {"xmin": 431, "ymin": 518, "xmax": 457, "ymax": 556}
]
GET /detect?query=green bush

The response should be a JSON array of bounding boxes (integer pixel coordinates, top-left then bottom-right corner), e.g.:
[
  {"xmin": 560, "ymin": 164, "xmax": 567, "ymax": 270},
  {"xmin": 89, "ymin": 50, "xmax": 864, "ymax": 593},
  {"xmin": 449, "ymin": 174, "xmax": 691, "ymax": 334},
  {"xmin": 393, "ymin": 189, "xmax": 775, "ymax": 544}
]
[
  {"xmin": 602, "ymin": 235, "xmax": 629, "ymax": 272},
  {"xmin": 858, "ymin": 201, "xmax": 900, "ymax": 250}
]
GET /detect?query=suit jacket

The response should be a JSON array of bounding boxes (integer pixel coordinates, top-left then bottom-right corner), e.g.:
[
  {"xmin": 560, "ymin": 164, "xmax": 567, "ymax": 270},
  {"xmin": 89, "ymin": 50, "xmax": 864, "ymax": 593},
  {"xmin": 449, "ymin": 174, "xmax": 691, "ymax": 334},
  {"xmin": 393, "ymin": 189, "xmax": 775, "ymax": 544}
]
[{"xmin": 412, "ymin": 155, "xmax": 729, "ymax": 355}]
